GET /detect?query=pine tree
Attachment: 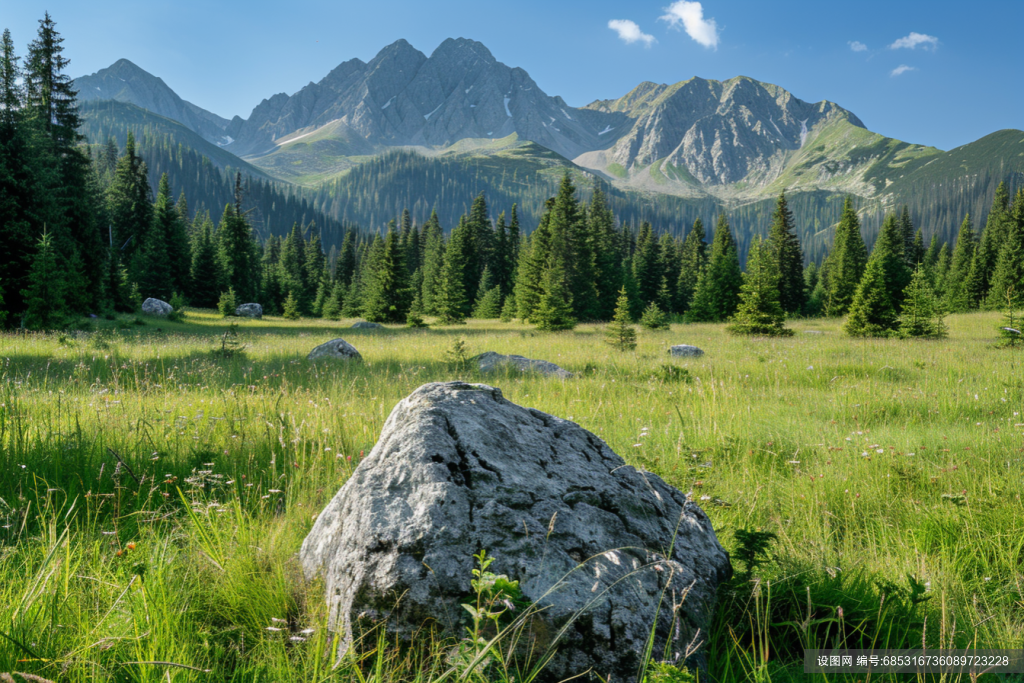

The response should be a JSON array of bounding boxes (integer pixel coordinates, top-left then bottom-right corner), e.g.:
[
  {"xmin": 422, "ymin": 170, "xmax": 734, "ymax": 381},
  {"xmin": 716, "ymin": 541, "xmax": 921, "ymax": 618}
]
[
  {"xmin": 639, "ymin": 301, "xmax": 670, "ymax": 330},
  {"xmin": 984, "ymin": 216, "xmax": 1024, "ymax": 310},
  {"xmin": 675, "ymin": 218, "xmax": 706, "ymax": 313},
  {"xmin": 899, "ymin": 265, "xmax": 946, "ymax": 338},
  {"xmin": 591, "ymin": 187, "xmax": 624, "ymax": 319},
  {"xmin": 897, "ymin": 205, "xmax": 916, "ymax": 267},
  {"xmin": 465, "ymin": 192, "xmax": 492, "ymax": 306},
  {"xmin": 944, "ymin": 214, "xmax": 977, "ymax": 312},
  {"xmin": 188, "ymin": 216, "xmax": 223, "ymax": 308},
  {"xmin": 21, "ymin": 229, "xmax": 65, "ymax": 329},
  {"xmin": 997, "ymin": 287, "xmax": 1023, "ymax": 348},
  {"xmin": 727, "ymin": 236, "xmax": 792, "ymax": 337},
  {"xmin": 605, "ymin": 287, "xmax": 637, "ymax": 352},
  {"xmin": 322, "ymin": 279, "xmax": 346, "ymax": 320},
  {"xmin": 500, "ymin": 294, "xmax": 517, "ymax": 322},
  {"xmin": 823, "ymin": 196, "xmax": 868, "ymax": 316},
  {"xmin": 514, "ymin": 201, "xmax": 553, "ymax": 321},
  {"xmin": 871, "ymin": 212, "xmax": 913, "ymax": 311},
  {"xmin": 473, "ymin": 286, "xmax": 502, "ymax": 319},
  {"xmin": 217, "ymin": 203, "xmax": 257, "ymax": 302},
  {"xmin": 686, "ymin": 214, "xmax": 742, "ymax": 321},
  {"xmin": 933, "ymin": 243, "xmax": 952, "ymax": 299},
  {"xmin": 844, "ymin": 258, "xmax": 898, "ymax": 337},
  {"xmin": 106, "ymin": 132, "xmax": 153, "ymax": 269},
  {"xmin": 419, "ymin": 210, "xmax": 445, "ymax": 315},
  {"xmin": 632, "ymin": 222, "xmax": 661, "ymax": 309},
  {"xmin": 282, "ymin": 291, "xmax": 301, "ymax": 320},
  {"xmin": 217, "ymin": 287, "xmax": 237, "ymax": 317},
  {"xmin": 964, "ymin": 182, "xmax": 1014, "ymax": 307},
  {"xmin": 532, "ymin": 259, "xmax": 575, "ymax": 331},
  {"xmin": 304, "ymin": 234, "xmax": 327, "ymax": 311},
  {"xmin": 362, "ymin": 226, "xmax": 409, "ymax": 323},
  {"xmin": 767, "ymin": 190, "xmax": 806, "ymax": 314}
]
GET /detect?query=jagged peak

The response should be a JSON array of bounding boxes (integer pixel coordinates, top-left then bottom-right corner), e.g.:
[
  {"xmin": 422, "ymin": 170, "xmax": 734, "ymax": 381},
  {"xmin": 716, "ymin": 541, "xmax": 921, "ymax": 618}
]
[{"xmin": 429, "ymin": 37, "xmax": 496, "ymax": 63}]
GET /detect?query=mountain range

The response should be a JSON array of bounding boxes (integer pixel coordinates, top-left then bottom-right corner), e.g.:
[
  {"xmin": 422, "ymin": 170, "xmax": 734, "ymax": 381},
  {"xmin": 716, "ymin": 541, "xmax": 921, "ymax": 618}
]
[{"xmin": 74, "ymin": 37, "xmax": 1024, "ymax": 252}]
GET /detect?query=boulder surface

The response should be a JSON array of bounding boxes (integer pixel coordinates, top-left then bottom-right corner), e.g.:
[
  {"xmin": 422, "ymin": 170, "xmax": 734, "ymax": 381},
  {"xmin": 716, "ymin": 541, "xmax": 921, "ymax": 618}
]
[
  {"xmin": 300, "ymin": 381, "xmax": 730, "ymax": 680},
  {"xmin": 306, "ymin": 338, "xmax": 362, "ymax": 362},
  {"xmin": 474, "ymin": 351, "xmax": 573, "ymax": 379},
  {"xmin": 141, "ymin": 298, "xmax": 173, "ymax": 317},
  {"xmin": 351, "ymin": 321, "xmax": 384, "ymax": 329},
  {"xmin": 235, "ymin": 303, "xmax": 263, "ymax": 319},
  {"xmin": 669, "ymin": 344, "xmax": 705, "ymax": 358}
]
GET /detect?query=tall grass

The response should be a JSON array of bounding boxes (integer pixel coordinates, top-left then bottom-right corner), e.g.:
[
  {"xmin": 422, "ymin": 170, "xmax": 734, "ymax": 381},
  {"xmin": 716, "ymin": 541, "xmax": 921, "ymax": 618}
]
[{"xmin": 0, "ymin": 310, "xmax": 1020, "ymax": 681}]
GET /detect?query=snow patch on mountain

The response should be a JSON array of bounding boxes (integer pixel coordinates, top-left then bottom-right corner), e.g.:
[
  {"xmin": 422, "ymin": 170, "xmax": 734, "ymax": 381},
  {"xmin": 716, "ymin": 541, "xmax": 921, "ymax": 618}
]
[{"xmin": 423, "ymin": 103, "xmax": 443, "ymax": 120}]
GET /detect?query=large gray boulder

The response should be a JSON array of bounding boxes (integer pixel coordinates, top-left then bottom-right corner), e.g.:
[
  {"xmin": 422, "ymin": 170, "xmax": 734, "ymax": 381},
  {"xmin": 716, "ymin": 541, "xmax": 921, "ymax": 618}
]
[
  {"xmin": 300, "ymin": 382, "xmax": 731, "ymax": 680},
  {"xmin": 669, "ymin": 344, "xmax": 705, "ymax": 358},
  {"xmin": 351, "ymin": 321, "xmax": 384, "ymax": 330},
  {"xmin": 474, "ymin": 351, "xmax": 573, "ymax": 379},
  {"xmin": 141, "ymin": 298, "xmax": 173, "ymax": 317},
  {"xmin": 307, "ymin": 338, "xmax": 362, "ymax": 362},
  {"xmin": 235, "ymin": 303, "xmax": 263, "ymax": 319}
]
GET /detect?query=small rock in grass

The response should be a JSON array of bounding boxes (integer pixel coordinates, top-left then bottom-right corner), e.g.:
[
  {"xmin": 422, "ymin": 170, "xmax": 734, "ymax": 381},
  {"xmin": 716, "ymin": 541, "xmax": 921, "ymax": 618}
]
[
  {"xmin": 141, "ymin": 298, "xmax": 173, "ymax": 317},
  {"xmin": 235, "ymin": 303, "xmax": 263, "ymax": 319},
  {"xmin": 351, "ymin": 321, "xmax": 384, "ymax": 329},
  {"xmin": 668, "ymin": 344, "xmax": 704, "ymax": 357},
  {"xmin": 307, "ymin": 338, "xmax": 362, "ymax": 362},
  {"xmin": 474, "ymin": 351, "xmax": 573, "ymax": 378}
]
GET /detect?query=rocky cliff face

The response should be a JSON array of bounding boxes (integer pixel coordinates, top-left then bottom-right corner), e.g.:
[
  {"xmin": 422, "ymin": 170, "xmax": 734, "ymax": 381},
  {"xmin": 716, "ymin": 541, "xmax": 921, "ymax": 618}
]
[
  {"xmin": 582, "ymin": 76, "xmax": 865, "ymax": 186},
  {"xmin": 225, "ymin": 38, "xmax": 629, "ymax": 159},
  {"xmin": 75, "ymin": 59, "xmax": 231, "ymax": 144}
]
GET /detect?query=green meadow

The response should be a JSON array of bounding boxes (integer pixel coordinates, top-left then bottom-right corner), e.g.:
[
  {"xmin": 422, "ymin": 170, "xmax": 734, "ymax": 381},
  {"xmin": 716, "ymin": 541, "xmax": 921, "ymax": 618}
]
[{"xmin": 0, "ymin": 311, "xmax": 1021, "ymax": 682}]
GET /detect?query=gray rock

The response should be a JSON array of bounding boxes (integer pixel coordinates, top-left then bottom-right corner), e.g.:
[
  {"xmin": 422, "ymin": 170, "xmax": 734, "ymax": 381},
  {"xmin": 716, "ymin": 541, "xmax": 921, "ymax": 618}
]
[
  {"xmin": 141, "ymin": 298, "xmax": 173, "ymax": 317},
  {"xmin": 351, "ymin": 321, "xmax": 385, "ymax": 329},
  {"xmin": 300, "ymin": 381, "xmax": 731, "ymax": 680},
  {"xmin": 235, "ymin": 303, "xmax": 263, "ymax": 319},
  {"xmin": 669, "ymin": 344, "xmax": 705, "ymax": 358},
  {"xmin": 804, "ymin": 330, "xmax": 824, "ymax": 335},
  {"xmin": 474, "ymin": 351, "xmax": 573, "ymax": 379},
  {"xmin": 307, "ymin": 338, "xmax": 362, "ymax": 362}
]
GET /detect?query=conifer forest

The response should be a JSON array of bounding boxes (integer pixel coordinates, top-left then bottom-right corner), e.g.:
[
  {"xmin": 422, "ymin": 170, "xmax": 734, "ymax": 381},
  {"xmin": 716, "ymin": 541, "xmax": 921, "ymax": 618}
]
[{"xmin": 1, "ymin": 11, "xmax": 1023, "ymax": 683}]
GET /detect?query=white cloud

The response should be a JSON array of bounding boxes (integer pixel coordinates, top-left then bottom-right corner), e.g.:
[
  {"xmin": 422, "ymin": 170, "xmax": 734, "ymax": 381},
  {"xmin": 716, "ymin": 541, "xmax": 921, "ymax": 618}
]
[
  {"xmin": 848, "ymin": 41, "xmax": 868, "ymax": 52},
  {"xmin": 659, "ymin": 1, "xmax": 720, "ymax": 50},
  {"xmin": 608, "ymin": 19, "xmax": 656, "ymax": 47},
  {"xmin": 890, "ymin": 64, "xmax": 917, "ymax": 77},
  {"xmin": 889, "ymin": 32, "xmax": 939, "ymax": 50}
]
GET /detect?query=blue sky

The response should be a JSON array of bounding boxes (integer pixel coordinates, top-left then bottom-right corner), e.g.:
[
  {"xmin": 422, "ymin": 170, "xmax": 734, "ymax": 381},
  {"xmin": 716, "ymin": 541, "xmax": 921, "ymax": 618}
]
[{"xmin": 4, "ymin": 0, "xmax": 1022, "ymax": 150}]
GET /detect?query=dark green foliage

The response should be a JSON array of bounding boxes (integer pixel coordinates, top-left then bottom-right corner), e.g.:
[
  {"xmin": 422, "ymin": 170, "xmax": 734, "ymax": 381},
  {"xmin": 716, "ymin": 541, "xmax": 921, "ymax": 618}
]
[
  {"xmin": 419, "ymin": 211, "xmax": 445, "ymax": 315},
  {"xmin": 767, "ymin": 191, "xmax": 806, "ymax": 314},
  {"xmin": 217, "ymin": 288, "xmax": 237, "ymax": 317},
  {"xmin": 362, "ymin": 226, "xmax": 410, "ymax": 323},
  {"xmin": 984, "ymin": 212, "xmax": 1024, "ymax": 310},
  {"xmin": 436, "ymin": 220, "xmax": 471, "ymax": 324},
  {"xmin": 899, "ymin": 265, "xmax": 947, "ymax": 338},
  {"xmin": 686, "ymin": 214, "xmax": 741, "ymax": 322},
  {"xmin": 472, "ymin": 286, "xmax": 502, "ymax": 319},
  {"xmin": 964, "ymin": 182, "xmax": 1014, "ymax": 308},
  {"xmin": 639, "ymin": 301, "xmax": 670, "ymax": 330},
  {"xmin": 282, "ymin": 291, "xmax": 300, "ymax": 320},
  {"xmin": 675, "ymin": 218, "xmax": 706, "ymax": 313},
  {"xmin": 605, "ymin": 287, "xmax": 637, "ymax": 352},
  {"xmin": 943, "ymin": 214, "xmax": 977, "ymax": 312},
  {"xmin": 872, "ymin": 213, "xmax": 913, "ymax": 311},
  {"xmin": 590, "ymin": 188, "xmax": 624, "ymax": 319},
  {"xmin": 733, "ymin": 529, "xmax": 777, "ymax": 577},
  {"xmin": 217, "ymin": 201, "xmax": 257, "ymax": 302},
  {"xmin": 727, "ymin": 237, "xmax": 792, "ymax": 337},
  {"xmin": 823, "ymin": 196, "xmax": 868, "ymax": 316},
  {"xmin": 532, "ymin": 259, "xmax": 576, "ymax": 331},
  {"xmin": 844, "ymin": 258, "xmax": 898, "ymax": 337},
  {"xmin": 21, "ymin": 230, "xmax": 65, "ymax": 329},
  {"xmin": 632, "ymin": 222, "xmax": 661, "ymax": 310},
  {"xmin": 499, "ymin": 294, "xmax": 516, "ymax": 322},
  {"xmin": 188, "ymin": 216, "xmax": 223, "ymax": 308}
]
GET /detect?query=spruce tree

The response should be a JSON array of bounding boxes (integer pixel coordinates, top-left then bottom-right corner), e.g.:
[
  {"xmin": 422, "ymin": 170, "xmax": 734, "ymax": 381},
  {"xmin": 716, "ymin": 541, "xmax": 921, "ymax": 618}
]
[
  {"xmin": 639, "ymin": 301, "xmax": 670, "ymax": 330},
  {"xmin": 632, "ymin": 222, "xmax": 661, "ymax": 309},
  {"xmin": 419, "ymin": 210, "xmax": 445, "ymax": 315},
  {"xmin": 217, "ymin": 203, "xmax": 257, "ymax": 302},
  {"xmin": 964, "ymin": 182, "xmax": 1013, "ymax": 307},
  {"xmin": 872, "ymin": 213, "xmax": 913, "ymax": 311},
  {"xmin": 591, "ymin": 187, "xmax": 624, "ymax": 319},
  {"xmin": 106, "ymin": 132, "xmax": 153, "ymax": 270},
  {"xmin": 675, "ymin": 218, "xmax": 706, "ymax": 313},
  {"xmin": 362, "ymin": 226, "xmax": 409, "ymax": 323},
  {"xmin": 21, "ymin": 229, "xmax": 65, "ymax": 329},
  {"xmin": 188, "ymin": 217, "xmax": 223, "ymax": 308},
  {"xmin": 727, "ymin": 236, "xmax": 792, "ymax": 337},
  {"xmin": 944, "ymin": 214, "xmax": 977, "ymax": 312},
  {"xmin": 605, "ymin": 287, "xmax": 637, "ymax": 352},
  {"xmin": 897, "ymin": 205, "xmax": 916, "ymax": 267},
  {"xmin": 899, "ymin": 265, "xmax": 946, "ymax": 338},
  {"xmin": 514, "ymin": 201, "xmax": 553, "ymax": 321},
  {"xmin": 533, "ymin": 259, "xmax": 576, "ymax": 331},
  {"xmin": 767, "ymin": 190, "xmax": 806, "ymax": 314},
  {"xmin": 844, "ymin": 258, "xmax": 898, "ymax": 337},
  {"xmin": 997, "ymin": 287, "xmax": 1022, "ymax": 348},
  {"xmin": 218, "ymin": 287, "xmax": 237, "ymax": 317},
  {"xmin": 322, "ymin": 279, "xmax": 346, "ymax": 320},
  {"xmin": 686, "ymin": 214, "xmax": 742, "ymax": 322},
  {"xmin": 984, "ymin": 216, "xmax": 1024, "ymax": 310},
  {"xmin": 823, "ymin": 196, "xmax": 868, "ymax": 316},
  {"xmin": 282, "ymin": 291, "xmax": 301, "ymax": 320},
  {"xmin": 473, "ymin": 286, "xmax": 502, "ymax": 319}
]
